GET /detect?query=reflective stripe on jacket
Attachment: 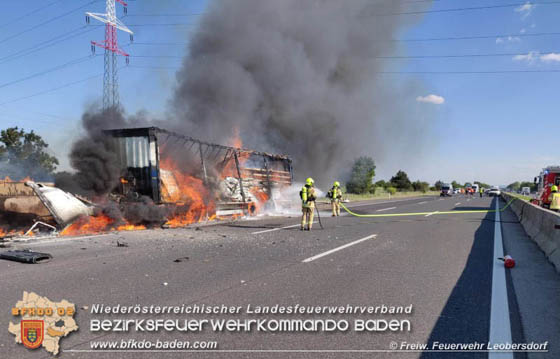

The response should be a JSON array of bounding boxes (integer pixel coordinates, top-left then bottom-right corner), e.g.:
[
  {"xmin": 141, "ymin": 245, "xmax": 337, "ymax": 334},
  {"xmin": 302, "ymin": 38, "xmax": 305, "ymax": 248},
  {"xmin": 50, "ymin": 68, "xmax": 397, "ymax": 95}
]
[
  {"xmin": 332, "ymin": 186, "xmax": 341, "ymax": 200},
  {"xmin": 551, "ymin": 193, "xmax": 560, "ymax": 210},
  {"xmin": 302, "ymin": 185, "xmax": 315, "ymax": 207}
]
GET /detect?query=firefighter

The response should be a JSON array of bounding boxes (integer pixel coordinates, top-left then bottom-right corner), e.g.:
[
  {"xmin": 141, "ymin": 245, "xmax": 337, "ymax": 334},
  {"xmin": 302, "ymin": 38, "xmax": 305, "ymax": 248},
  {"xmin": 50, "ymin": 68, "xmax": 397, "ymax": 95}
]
[
  {"xmin": 329, "ymin": 181, "xmax": 343, "ymax": 216},
  {"xmin": 479, "ymin": 187, "xmax": 484, "ymax": 198},
  {"xmin": 300, "ymin": 177, "xmax": 316, "ymax": 230},
  {"xmin": 549, "ymin": 185, "xmax": 560, "ymax": 212}
]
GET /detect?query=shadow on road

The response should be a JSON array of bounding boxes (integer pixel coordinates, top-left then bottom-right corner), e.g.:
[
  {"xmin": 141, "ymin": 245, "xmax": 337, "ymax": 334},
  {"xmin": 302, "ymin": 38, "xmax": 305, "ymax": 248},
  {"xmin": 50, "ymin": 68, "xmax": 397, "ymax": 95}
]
[
  {"xmin": 452, "ymin": 206, "xmax": 493, "ymax": 211},
  {"xmin": 420, "ymin": 198, "xmax": 496, "ymax": 359}
]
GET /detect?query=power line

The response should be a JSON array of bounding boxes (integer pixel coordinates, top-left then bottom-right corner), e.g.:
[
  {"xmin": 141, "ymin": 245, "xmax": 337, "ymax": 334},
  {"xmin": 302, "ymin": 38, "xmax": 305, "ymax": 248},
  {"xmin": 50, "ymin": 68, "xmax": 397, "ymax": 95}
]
[
  {"xmin": 363, "ymin": 1, "xmax": 560, "ymax": 16},
  {"xmin": 399, "ymin": 31, "xmax": 560, "ymax": 42},
  {"xmin": 4, "ymin": 61, "xmax": 560, "ymax": 109},
  {"xmin": 373, "ymin": 51, "xmax": 560, "ymax": 59},
  {"xmin": 130, "ymin": 55, "xmax": 183, "ymax": 58},
  {"xmin": 0, "ymin": 26, "xmax": 97, "ymax": 65},
  {"xmin": 0, "ymin": 0, "xmax": 99, "ymax": 45},
  {"xmin": 123, "ymin": 30, "xmax": 560, "ymax": 44},
  {"xmin": 127, "ymin": 65, "xmax": 560, "ymax": 74},
  {"xmin": 0, "ymin": 0, "xmax": 63, "ymax": 29},
  {"xmin": 0, "ymin": 72, "xmax": 104, "ymax": 107},
  {"xmin": 131, "ymin": 42, "xmax": 190, "ymax": 45},
  {"xmin": 376, "ymin": 70, "xmax": 560, "ymax": 73},
  {"xmin": 128, "ymin": 51, "xmax": 560, "ymax": 60},
  {"xmin": 126, "ymin": 23, "xmax": 196, "ymax": 27},
  {"xmin": 125, "ymin": 12, "xmax": 204, "ymax": 17},
  {"xmin": 0, "ymin": 55, "xmax": 98, "ymax": 90},
  {"xmin": 128, "ymin": 65, "xmax": 180, "ymax": 70}
]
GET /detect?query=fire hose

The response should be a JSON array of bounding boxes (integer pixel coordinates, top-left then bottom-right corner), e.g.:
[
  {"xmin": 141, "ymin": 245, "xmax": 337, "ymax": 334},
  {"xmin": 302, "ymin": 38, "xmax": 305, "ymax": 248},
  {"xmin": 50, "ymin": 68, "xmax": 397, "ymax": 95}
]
[
  {"xmin": 313, "ymin": 202, "xmax": 324, "ymax": 229},
  {"xmin": 339, "ymin": 198, "xmax": 516, "ymax": 218}
]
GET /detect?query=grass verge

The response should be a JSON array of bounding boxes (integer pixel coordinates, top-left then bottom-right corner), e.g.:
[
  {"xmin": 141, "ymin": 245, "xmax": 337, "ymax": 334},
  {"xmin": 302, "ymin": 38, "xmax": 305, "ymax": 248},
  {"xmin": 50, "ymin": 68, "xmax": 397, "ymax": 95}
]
[
  {"xmin": 342, "ymin": 191, "xmax": 439, "ymax": 202},
  {"xmin": 505, "ymin": 192, "xmax": 532, "ymax": 202}
]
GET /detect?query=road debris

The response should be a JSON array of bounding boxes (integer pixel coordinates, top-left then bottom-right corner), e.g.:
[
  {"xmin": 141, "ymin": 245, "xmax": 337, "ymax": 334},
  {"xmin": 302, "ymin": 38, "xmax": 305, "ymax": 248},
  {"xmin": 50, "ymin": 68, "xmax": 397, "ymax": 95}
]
[
  {"xmin": 116, "ymin": 240, "xmax": 128, "ymax": 247},
  {"xmin": 498, "ymin": 255, "xmax": 516, "ymax": 268},
  {"xmin": 0, "ymin": 249, "xmax": 52, "ymax": 264}
]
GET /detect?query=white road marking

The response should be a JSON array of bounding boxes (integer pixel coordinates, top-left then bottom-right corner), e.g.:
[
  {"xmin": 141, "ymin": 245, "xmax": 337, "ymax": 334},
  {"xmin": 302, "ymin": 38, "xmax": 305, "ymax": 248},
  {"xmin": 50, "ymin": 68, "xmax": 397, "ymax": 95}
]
[
  {"xmin": 489, "ymin": 200, "xmax": 513, "ymax": 359},
  {"xmin": 417, "ymin": 201, "xmax": 428, "ymax": 204},
  {"xmin": 302, "ymin": 234, "xmax": 376, "ymax": 263},
  {"xmin": 376, "ymin": 207, "xmax": 396, "ymax": 212},
  {"xmin": 425, "ymin": 211, "xmax": 439, "ymax": 217},
  {"xmin": 21, "ymin": 234, "xmax": 114, "ymax": 246},
  {"xmin": 252, "ymin": 222, "xmax": 316, "ymax": 234},
  {"xmin": 438, "ymin": 198, "xmax": 444, "ymax": 201},
  {"xmin": 347, "ymin": 197, "xmax": 431, "ymax": 208},
  {"xmin": 455, "ymin": 202, "xmax": 461, "ymax": 206}
]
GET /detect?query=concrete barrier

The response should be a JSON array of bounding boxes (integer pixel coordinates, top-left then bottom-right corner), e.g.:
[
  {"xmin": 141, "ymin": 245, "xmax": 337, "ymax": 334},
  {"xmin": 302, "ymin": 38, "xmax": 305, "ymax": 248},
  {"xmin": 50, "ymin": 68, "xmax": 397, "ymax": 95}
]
[{"xmin": 501, "ymin": 192, "xmax": 560, "ymax": 273}]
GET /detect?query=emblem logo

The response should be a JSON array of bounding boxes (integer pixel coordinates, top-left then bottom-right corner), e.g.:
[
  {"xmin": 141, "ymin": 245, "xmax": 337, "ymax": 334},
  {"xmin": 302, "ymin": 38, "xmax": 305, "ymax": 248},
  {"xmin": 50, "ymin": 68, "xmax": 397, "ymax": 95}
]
[{"xmin": 21, "ymin": 320, "xmax": 44, "ymax": 349}]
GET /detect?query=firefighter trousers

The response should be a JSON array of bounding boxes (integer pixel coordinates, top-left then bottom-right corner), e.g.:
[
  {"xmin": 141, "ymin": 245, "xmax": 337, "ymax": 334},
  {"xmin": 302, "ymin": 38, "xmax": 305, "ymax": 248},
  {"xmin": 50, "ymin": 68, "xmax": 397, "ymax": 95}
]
[
  {"xmin": 301, "ymin": 206, "xmax": 314, "ymax": 230},
  {"xmin": 331, "ymin": 200, "xmax": 340, "ymax": 216}
]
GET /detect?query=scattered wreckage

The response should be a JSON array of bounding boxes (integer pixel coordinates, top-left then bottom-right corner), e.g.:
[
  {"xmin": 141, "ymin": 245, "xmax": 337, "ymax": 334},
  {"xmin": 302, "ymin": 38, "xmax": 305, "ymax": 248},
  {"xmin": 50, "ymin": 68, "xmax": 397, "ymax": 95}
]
[{"xmin": 0, "ymin": 180, "xmax": 94, "ymax": 238}]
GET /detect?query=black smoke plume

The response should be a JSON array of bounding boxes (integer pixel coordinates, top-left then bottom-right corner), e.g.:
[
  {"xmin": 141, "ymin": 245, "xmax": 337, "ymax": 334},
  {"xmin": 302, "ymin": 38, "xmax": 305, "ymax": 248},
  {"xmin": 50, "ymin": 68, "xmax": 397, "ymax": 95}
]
[
  {"xmin": 171, "ymin": 0, "xmax": 434, "ymax": 186},
  {"xmin": 55, "ymin": 106, "xmax": 126, "ymax": 196},
  {"xmin": 56, "ymin": 106, "xmax": 155, "ymax": 196}
]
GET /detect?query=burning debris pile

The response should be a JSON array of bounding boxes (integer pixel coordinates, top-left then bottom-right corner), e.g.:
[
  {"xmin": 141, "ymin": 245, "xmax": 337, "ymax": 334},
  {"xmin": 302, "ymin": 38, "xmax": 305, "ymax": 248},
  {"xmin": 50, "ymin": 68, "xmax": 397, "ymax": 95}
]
[{"xmin": 0, "ymin": 122, "xmax": 292, "ymax": 239}]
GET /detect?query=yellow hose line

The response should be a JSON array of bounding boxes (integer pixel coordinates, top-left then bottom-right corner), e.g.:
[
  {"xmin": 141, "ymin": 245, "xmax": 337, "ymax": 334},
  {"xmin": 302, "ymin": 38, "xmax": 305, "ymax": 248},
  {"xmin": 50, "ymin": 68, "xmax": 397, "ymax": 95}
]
[{"xmin": 339, "ymin": 198, "xmax": 515, "ymax": 218}]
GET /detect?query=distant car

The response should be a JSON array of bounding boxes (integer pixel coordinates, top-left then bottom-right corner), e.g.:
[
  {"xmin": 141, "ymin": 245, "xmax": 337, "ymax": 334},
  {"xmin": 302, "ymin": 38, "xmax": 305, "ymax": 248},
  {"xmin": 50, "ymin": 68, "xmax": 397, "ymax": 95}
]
[
  {"xmin": 488, "ymin": 187, "xmax": 501, "ymax": 197},
  {"xmin": 453, "ymin": 188, "xmax": 460, "ymax": 194},
  {"xmin": 440, "ymin": 184, "xmax": 453, "ymax": 197},
  {"xmin": 521, "ymin": 187, "xmax": 531, "ymax": 196}
]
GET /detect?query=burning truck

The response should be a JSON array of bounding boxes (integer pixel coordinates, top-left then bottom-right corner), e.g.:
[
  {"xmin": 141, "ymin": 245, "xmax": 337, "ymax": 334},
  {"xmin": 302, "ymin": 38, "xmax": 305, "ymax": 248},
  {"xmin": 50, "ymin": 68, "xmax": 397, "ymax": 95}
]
[
  {"xmin": 104, "ymin": 127, "xmax": 293, "ymax": 220},
  {"xmin": 1, "ymin": 127, "xmax": 293, "ymax": 238}
]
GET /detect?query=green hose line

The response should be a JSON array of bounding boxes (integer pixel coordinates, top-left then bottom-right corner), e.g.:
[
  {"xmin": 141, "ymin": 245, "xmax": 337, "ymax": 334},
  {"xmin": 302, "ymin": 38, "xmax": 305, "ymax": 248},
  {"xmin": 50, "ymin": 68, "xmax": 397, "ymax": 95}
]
[{"xmin": 339, "ymin": 198, "xmax": 516, "ymax": 218}]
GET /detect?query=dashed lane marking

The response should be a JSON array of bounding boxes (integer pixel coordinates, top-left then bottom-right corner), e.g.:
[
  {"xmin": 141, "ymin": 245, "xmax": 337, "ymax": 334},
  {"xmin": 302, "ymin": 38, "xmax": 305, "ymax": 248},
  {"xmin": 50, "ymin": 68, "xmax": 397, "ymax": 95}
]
[
  {"xmin": 302, "ymin": 234, "xmax": 377, "ymax": 263},
  {"xmin": 376, "ymin": 207, "xmax": 396, "ymax": 212},
  {"xmin": 251, "ymin": 222, "xmax": 317, "ymax": 234}
]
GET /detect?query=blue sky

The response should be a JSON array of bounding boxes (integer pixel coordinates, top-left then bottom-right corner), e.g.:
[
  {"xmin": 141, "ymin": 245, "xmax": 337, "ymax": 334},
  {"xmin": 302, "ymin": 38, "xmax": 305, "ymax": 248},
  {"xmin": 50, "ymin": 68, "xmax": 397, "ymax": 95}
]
[{"xmin": 0, "ymin": 0, "xmax": 559, "ymax": 186}]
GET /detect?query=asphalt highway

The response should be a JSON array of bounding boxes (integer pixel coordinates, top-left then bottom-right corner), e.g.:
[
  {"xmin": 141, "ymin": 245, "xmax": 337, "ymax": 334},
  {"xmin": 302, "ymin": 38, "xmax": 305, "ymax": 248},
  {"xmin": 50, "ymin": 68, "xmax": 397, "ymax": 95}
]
[{"xmin": 1, "ymin": 195, "xmax": 558, "ymax": 358}]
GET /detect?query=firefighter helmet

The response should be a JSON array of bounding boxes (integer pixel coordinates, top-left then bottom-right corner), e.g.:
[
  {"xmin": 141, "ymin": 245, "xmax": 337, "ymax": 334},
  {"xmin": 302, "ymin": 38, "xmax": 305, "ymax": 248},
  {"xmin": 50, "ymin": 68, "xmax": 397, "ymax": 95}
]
[
  {"xmin": 333, "ymin": 181, "xmax": 340, "ymax": 187},
  {"xmin": 306, "ymin": 177, "xmax": 314, "ymax": 186},
  {"xmin": 552, "ymin": 185, "xmax": 558, "ymax": 192}
]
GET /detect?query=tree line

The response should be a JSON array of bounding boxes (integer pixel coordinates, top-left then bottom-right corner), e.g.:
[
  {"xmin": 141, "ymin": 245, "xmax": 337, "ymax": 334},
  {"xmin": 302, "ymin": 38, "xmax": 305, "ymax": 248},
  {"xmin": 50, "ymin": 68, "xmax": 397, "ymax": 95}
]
[
  {"xmin": 344, "ymin": 156, "xmax": 506, "ymax": 195},
  {"xmin": 0, "ymin": 127, "xmax": 58, "ymax": 180},
  {"xmin": 506, "ymin": 181, "xmax": 536, "ymax": 192},
  {"xmin": 345, "ymin": 156, "xmax": 430, "ymax": 195}
]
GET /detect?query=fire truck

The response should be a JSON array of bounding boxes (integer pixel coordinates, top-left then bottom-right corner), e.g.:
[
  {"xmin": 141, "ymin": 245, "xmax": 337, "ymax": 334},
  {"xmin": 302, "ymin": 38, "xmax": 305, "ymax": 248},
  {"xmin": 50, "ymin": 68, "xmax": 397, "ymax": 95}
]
[{"xmin": 532, "ymin": 166, "xmax": 560, "ymax": 208}]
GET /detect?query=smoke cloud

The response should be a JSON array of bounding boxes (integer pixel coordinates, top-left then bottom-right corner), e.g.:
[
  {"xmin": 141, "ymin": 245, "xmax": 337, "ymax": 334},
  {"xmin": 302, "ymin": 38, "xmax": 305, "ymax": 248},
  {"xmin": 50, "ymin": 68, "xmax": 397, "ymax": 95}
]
[
  {"xmin": 55, "ymin": 107, "xmax": 125, "ymax": 196},
  {"xmin": 171, "ymin": 0, "xmax": 434, "ymax": 186}
]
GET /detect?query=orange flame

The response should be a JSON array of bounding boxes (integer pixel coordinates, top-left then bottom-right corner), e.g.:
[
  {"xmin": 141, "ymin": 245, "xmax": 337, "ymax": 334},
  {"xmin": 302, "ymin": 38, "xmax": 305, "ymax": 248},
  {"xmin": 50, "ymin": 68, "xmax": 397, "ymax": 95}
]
[
  {"xmin": 230, "ymin": 127, "xmax": 243, "ymax": 148},
  {"xmin": 0, "ymin": 227, "xmax": 25, "ymax": 238},
  {"xmin": 2, "ymin": 176, "xmax": 33, "ymax": 183},
  {"xmin": 60, "ymin": 215, "xmax": 146, "ymax": 236},
  {"xmin": 249, "ymin": 188, "xmax": 269, "ymax": 214},
  {"xmin": 160, "ymin": 156, "xmax": 216, "ymax": 227}
]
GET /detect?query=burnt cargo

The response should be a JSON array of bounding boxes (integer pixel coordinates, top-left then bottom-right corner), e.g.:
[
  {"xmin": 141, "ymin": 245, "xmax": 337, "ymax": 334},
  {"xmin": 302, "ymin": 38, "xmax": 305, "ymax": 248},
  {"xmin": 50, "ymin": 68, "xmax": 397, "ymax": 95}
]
[{"xmin": 104, "ymin": 127, "xmax": 293, "ymax": 214}]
